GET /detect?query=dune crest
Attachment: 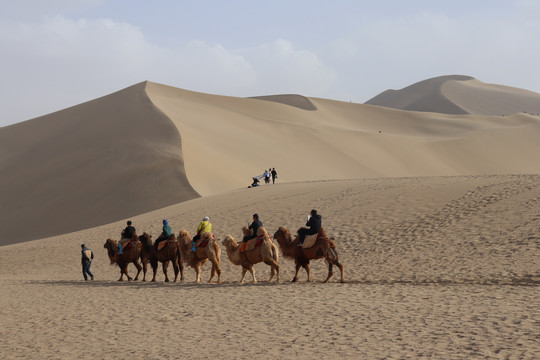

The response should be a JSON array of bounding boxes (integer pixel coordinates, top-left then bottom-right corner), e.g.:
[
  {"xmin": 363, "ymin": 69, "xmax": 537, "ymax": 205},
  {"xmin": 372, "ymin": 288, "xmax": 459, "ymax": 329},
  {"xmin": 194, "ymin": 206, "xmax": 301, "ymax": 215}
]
[
  {"xmin": 365, "ymin": 74, "xmax": 540, "ymax": 115},
  {"xmin": 249, "ymin": 94, "xmax": 318, "ymax": 110}
]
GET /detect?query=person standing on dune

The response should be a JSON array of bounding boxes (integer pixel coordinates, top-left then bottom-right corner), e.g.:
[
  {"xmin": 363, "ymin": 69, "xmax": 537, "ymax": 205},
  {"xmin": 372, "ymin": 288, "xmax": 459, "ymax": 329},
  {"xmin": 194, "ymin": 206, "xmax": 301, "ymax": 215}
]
[{"xmin": 271, "ymin": 168, "xmax": 277, "ymax": 184}]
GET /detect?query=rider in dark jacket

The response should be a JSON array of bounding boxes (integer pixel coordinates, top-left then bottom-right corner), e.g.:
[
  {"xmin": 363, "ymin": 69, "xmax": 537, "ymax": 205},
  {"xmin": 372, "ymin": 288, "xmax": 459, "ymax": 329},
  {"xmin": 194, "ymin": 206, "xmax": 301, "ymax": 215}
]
[{"xmin": 298, "ymin": 210, "xmax": 321, "ymax": 245}]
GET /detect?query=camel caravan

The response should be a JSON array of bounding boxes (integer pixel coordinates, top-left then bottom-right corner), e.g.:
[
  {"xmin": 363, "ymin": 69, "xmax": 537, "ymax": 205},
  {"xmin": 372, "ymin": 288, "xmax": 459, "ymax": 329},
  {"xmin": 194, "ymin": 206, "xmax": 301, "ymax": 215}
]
[{"xmin": 103, "ymin": 215, "xmax": 344, "ymax": 284}]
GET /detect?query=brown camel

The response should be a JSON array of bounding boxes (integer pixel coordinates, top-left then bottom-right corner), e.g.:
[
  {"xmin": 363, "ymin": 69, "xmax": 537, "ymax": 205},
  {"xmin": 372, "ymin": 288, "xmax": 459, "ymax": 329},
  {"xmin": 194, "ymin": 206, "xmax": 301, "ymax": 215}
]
[
  {"xmin": 138, "ymin": 232, "xmax": 184, "ymax": 282},
  {"xmin": 103, "ymin": 237, "xmax": 143, "ymax": 281},
  {"xmin": 273, "ymin": 227, "xmax": 344, "ymax": 283},
  {"xmin": 178, "ymin": 230, "xmax": 222, "ymax": 284},
  {"xmin": 221, "ymin": 226, "xmax": 279, "ymax": 283}
]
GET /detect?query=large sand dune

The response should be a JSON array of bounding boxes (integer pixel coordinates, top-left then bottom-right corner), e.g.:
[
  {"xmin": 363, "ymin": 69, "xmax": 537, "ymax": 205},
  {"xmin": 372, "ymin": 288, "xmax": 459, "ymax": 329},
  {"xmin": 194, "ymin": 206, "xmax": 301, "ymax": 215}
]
[
  {"xmin": 2, "ymin": 78, "xmax": 540, "ymax": 244},
  {"xmin": 366, "ymin": 74, "xmax": 540, "ymax": 115}
]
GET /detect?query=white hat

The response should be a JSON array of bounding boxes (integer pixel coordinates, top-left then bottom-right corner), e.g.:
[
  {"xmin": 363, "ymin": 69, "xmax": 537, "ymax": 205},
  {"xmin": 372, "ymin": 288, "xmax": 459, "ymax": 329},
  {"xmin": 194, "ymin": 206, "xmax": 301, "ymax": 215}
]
[{"xmin": 203, "ymin": 216, "xmax": 209, "ymax": 221}]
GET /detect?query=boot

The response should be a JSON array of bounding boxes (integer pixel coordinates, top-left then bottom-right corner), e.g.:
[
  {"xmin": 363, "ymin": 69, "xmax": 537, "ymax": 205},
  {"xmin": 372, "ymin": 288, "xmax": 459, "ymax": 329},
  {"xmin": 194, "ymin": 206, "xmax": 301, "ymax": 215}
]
[
  {"xmin": 240, "ymin": 242, "xmax": 247, "ymax": 252},
  {"xmin": 191, "ymin": 241, "xmax": 197, "ymax": 252},
  {"xmin": 118, "ymin": 243, "xmax": 123, "ymax": 254}
]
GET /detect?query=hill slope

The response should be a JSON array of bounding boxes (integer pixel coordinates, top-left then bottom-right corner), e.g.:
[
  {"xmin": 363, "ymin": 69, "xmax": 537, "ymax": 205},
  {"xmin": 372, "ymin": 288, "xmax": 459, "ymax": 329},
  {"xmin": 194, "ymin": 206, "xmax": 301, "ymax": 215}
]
[
  {"xmin": 0, "ymin": 82, "xmax": 198, "ymax": 245},
  {"xmin": 2, "ymin": 79, "xmax": 540, "ymax": 244},
  {"xmin": 365, "ymin": 75, "xmax": 540, "ymax": 115}
]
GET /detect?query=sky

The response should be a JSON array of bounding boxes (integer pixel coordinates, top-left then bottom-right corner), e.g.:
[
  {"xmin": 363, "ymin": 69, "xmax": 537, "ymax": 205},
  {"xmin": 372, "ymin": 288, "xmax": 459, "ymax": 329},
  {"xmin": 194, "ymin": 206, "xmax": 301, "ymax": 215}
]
[{"xmin": 1, "ymin": 0, "xmax": 539, "ymax": 126}]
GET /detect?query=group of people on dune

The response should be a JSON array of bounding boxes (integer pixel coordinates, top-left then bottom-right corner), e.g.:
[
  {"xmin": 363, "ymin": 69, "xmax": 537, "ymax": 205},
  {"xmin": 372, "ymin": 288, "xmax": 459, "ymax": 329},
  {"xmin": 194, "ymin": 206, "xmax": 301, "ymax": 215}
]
[{"xmin": 249, "ymin": 167, "xmax": 278, "ymax": 187}]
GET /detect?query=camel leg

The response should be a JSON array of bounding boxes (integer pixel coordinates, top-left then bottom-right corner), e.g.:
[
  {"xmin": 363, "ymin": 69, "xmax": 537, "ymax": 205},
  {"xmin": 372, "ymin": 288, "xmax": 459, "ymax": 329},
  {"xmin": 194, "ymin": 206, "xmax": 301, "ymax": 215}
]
[
  {"xmin": 151, "ymin": 261, "xmax": 158, "ymax": 282},
  {"xmin": 141, "ymin": 260, "xmax": 148, "ymax": 281},
  {"xmin": 337, "ymin": 261, "xmax": 345, "ymax": 283},
  {"xmin": 304, "ymin": 263, "xmax": 311, "ymax": 282},
  {"xmin": 172, "ymin": 261, "xmax": 179, "ymax": 282},
  {"xmin": 323, "ymin": 262, "xmax": 335, "ymax": 283},
  {"xmin": 216, "ymin": 262, "xmax": 222, "ymax": 284},
  {"xmin": 240, "ymin": 268, "xmax": 247, "ymax": 284},
  {"xmin": 179, "ymin": 260, "xmax": 184, "ymax": 281},
  {"xmin": 195, "ymin": 265, "xmax": 201, "ymax": 283},
  {"xmin": 249, "ymin": 266, "xmax": 256, "ymax": 283},
  {"xmin": 264, "ymin": 259, "xmax": 279, "ymax": 282},
  {"xmin": 208, "ymin": 263, "xmax": 216, "ymax": 283},
  {"xmin": 162, "ymin": 260, "xmax": 170, "ymax": 282},
  {"xmin": 292, "ymin": 263, "xmax": 301, "ymax": 282},
  {"xmin": 133, "ymin": 261, "xmax": 142, "ymax": 281}
]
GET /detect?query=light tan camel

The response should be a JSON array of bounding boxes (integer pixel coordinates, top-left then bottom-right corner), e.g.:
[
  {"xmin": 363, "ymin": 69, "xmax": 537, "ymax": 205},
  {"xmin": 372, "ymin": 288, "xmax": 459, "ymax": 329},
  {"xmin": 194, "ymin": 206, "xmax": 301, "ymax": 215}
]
[
  {"xmin": 178, "ymin": 230, "xmax": 222, "ymax": 284},
  {"xmin": 273, "ymin": 227, "xmax": 344, "ymax": 283},
  {"xmin": 103, "ymin": 237, "xmax": 143, "ymax": 281},
  {"xmin": 221, "ymin": 226, "xmax": 279, "ymax": 283}
]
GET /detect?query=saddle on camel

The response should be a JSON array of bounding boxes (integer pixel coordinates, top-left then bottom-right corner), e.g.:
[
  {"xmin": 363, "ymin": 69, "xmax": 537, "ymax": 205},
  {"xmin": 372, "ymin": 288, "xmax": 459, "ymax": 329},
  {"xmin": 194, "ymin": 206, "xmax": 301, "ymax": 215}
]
[{"xmin": 242, "ymin": 225, "xmax": 272, "ymax": 251}]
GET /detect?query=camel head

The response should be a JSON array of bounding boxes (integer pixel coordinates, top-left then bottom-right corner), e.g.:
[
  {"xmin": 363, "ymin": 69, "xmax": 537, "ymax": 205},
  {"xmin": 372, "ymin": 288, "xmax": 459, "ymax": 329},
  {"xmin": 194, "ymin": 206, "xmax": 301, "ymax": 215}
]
[
  {"xmin": 222, "ymin": 234, "xmax": 238, "ymax": 247},
  {"xmin": 104, "ymin": 238, "xmax": 118, "ymax": 264},
  {"xmin": 273, "ymin": 227, "xmax": 292, "ymax": 242},
  {"xmin": 139, "ymin": 232, "xmax": 152, "ymax": 247}
]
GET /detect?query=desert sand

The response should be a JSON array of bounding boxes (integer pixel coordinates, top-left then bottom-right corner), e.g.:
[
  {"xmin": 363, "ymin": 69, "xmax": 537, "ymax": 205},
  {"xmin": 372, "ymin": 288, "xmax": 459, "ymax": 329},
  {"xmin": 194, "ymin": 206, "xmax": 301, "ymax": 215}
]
[
  {"xmin": 1, "ymin": 175, "xmax": 539, "ymax": 359},
  {"xmin": 0, "ymin": 76, "xmax": 539, "ymax": 359}
]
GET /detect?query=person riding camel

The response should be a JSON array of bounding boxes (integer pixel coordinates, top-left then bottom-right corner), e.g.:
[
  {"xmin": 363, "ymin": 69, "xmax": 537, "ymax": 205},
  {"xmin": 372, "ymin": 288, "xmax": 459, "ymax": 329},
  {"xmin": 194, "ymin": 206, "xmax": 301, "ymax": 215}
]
[
  {"xmin": 298, "ymin": 210, "xmax": 321, "ymax": 246},
  {"xmin": 241, "ymin": 213, "xmax": 262, "ymax": 252},
  {"xmin": 155, "ymin": 219, "xmax": 172, "ymax": 249},
  {"xmin": 192, "ymin": 216, "xmax": 212, "ymax": 251},
  {"xmin": 119, "ymin": 220, "xmax": 136, "ymax": 254}
]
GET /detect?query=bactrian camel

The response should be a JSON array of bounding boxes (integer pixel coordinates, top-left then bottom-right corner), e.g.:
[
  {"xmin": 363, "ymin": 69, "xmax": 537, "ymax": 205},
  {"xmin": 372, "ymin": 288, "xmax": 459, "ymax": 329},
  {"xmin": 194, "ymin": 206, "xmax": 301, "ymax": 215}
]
[
  {"xmin": 273, "ymin": 226, "xmax": 344, "ymax": 283},
  {"xmin": 222, "ymin": 226, "xmax": 279, "ymax": 283}
]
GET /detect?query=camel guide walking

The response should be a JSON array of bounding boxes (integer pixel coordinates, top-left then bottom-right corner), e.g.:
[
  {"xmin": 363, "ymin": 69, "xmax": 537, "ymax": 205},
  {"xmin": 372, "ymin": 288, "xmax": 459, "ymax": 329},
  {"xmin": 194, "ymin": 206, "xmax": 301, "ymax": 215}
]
[
  {"xmin": 119, "ymin": 220, "xmax": 136, "ymax": 254},
  {"xmin": 241, "ymin": 213, "xmax": 262, "ymax": 252},
  {"xmin": 81, "ymin": 244, "xmax": 94, "ymax": 281},
  {"xmin": 192, "ymin": 216, "xmax": 212, "ymax": 251}
]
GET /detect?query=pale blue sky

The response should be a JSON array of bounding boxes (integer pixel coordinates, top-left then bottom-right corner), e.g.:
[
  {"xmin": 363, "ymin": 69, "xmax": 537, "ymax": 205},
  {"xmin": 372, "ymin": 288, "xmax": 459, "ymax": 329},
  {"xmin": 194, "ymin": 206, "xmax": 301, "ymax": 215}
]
[{"xmin": 1, "ymin": 0, "xmax": 539, "ymax": 126}]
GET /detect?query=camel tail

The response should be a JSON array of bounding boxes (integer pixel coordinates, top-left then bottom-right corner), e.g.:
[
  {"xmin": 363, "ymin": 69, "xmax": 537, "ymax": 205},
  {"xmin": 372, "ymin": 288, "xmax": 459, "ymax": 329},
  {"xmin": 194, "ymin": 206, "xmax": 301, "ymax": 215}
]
[{"xmin": 329, "ymin": 239, "xmax": 339, "ymax": 261}]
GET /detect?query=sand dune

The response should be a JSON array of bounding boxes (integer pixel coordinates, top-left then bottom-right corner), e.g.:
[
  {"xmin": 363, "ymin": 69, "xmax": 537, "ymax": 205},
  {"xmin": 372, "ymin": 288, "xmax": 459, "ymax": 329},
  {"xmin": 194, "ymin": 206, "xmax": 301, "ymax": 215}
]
[
  {"xmin": 2, "ymin": 79, "xmax": 540, "ymax": 244},
  {"xmin": 366, "ymin": 74, "xmax": 540, "ymax": 115},
  {"xmin": 0, "ymin": 82, "xmax": 198, "ymax": 245},
  {"xmin": 0, "ymin": 175, "xmax": 538, "ymax": 359}
]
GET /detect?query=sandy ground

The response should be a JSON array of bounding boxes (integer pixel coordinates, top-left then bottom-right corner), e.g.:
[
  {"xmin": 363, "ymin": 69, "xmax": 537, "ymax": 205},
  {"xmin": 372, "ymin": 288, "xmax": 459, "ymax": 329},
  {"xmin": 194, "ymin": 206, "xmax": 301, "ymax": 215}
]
[{"xmin": 1, "ymin": 175, "xmax": 538, "ymax": 359}]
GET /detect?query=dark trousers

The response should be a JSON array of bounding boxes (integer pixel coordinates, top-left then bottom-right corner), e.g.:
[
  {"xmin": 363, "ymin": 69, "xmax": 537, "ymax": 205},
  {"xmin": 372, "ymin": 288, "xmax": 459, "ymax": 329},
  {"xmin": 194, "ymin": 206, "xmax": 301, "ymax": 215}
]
[
  {"xmin": 243, "ymin": 235, "xmax": 256, "ymax": 242},
  {"xmin": 82, "ymin": 262, "xmax": 94, "ymax": 281},
  {"xmin": 298, "ymin": 228, "xmax": 316, "ymax": 244}
]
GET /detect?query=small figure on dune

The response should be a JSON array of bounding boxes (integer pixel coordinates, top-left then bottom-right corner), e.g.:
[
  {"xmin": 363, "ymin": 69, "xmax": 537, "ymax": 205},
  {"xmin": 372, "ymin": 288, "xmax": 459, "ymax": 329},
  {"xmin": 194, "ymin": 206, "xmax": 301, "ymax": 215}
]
[
  {"xmin": 81, "ymin": 243, "xmax": 94, "ymax": 281},
  {"xmin": 265, "ymin": 168, "xmax": 271, "ymax": 184},
  {"xmin": 271, "ymin": 167, "xmax": 277, "ymax": 184},
  {"xmin": 241, "ymin": 213, "xmax": 262, "ymax": 252},
  {"xmin": 248, "ymin": 177, "xmax": 260, "ymax": 188}
]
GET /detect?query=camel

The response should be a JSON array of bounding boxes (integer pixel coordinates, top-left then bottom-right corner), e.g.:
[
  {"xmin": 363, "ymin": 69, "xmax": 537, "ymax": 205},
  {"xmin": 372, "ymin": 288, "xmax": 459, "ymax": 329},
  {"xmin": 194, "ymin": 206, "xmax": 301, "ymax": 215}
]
[
  {"xmin": 178, "ymin": 230, "xmax": 222, "ymax": 284},
  {"xmin": 221, "ymin": 226, "xmax": 279, "ymax": 283},
  {"xmin": 103, "ymin": 237, "xmax": 143, "ymax": 281},
  {"xmin": 138, "ymin": 232, "xmax": 184, "ymax": 282},
  {"xmin": 273, "ymin": 227, "xmax": 344, "ymax": 283}
]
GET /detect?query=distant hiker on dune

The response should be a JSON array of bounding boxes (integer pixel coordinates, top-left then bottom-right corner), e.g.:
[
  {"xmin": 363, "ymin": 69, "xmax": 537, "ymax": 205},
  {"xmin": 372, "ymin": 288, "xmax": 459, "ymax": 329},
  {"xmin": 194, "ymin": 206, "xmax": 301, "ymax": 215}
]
[{"xmin": 271, "ymin": 168, "xmax": 277, "ymax": 184}]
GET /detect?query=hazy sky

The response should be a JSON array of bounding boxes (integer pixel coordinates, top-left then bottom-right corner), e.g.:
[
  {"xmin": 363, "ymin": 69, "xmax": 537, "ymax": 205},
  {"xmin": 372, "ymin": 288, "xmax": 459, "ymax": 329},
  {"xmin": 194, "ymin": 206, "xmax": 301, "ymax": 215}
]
[{"xmin": 1, "ymin": 0, "xmax": 539, "ymax": 126}]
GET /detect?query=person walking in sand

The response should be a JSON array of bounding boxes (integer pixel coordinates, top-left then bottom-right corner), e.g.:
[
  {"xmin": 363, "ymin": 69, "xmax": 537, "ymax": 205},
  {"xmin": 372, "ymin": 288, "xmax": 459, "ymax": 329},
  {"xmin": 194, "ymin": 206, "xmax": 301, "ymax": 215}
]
[
  {"xmin": 271, "ymin": 168, "xmax": 277, "ymax": 184},
  {"xmin": 241, "ymin": 213, "xmax": 262, "ymax": 252},
  {"xmin": 81, "ymin": 244, "xmax": 94, "ymax": 281},
  {"xmin": 264, "ymin": 169, "xmax": 271, "ymax": 184}
]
